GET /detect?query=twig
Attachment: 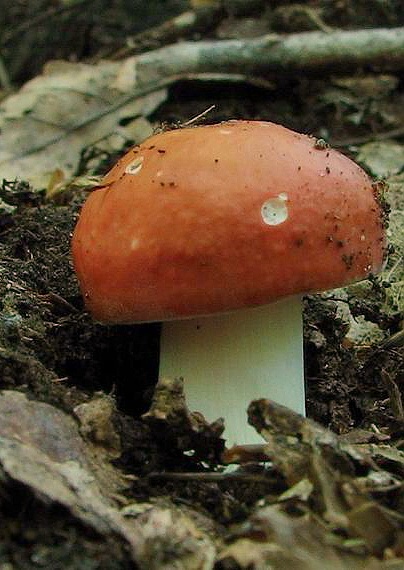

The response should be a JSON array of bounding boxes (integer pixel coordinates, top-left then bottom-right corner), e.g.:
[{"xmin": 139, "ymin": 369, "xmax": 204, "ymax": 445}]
[
  {"xmin": 132, "ymin": 27, "xmax": 404, "ymax": 82},
  {"xmin": 297, "ymin": 6, "xmax": 333, "ymax": 33},
  {"xmin": 147, "ymin": 470, "xmax": 274, "ymax": 484},
  {"xmin": 38, "ymin": 292, "xmax": 79, "ymax": 314},
  {"xmin": 182, "ymin": 105, "xmax": 216, "ymax": 126},
  {"xmin": 386, "ymin": 257, "xmax": 403, "ymax": 284}
]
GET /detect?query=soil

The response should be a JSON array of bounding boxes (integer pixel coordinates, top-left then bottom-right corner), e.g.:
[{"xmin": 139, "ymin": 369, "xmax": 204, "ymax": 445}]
[{"xmin": 0, "ymin": 1, "xmax": 403, "ymax": 569}]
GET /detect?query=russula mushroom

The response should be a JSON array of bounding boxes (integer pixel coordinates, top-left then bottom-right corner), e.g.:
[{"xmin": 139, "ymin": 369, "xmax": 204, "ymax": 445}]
[{"xmin": 72, "ymin": 120, "xmax": 386, "ymax": 445}]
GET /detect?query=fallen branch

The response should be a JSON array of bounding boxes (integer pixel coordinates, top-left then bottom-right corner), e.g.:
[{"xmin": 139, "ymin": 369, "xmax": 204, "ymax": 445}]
[{"xmin": 132, "ymin": 27, "xmax": 404, "ymax": 83}]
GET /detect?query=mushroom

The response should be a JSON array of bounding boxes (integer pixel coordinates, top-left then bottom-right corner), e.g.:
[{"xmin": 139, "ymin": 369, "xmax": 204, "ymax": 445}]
[{"xmin": 72, "ymin": 120, "xmax": 387, "ymax": 445}]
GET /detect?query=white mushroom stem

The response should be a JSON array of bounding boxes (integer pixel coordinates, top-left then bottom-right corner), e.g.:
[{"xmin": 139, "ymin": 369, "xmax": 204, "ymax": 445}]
[{"xmin": 159, "ymin": 296, "xmax": 305, "ymax": 446}]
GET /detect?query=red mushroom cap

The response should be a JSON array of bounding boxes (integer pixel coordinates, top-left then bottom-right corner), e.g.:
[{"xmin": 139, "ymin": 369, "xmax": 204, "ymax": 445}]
[{"xmin": 72, "ymin": 120, "xmax": 387, "ymax": 323}]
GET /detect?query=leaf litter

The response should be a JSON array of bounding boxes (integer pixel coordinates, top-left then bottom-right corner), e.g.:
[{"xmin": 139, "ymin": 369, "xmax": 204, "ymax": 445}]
[
  {"xmin": 0, "ymin": 59, "xmax": 166, "ymax": 189},
  {"xmin": 0, "ymin": 1, "xmax": 403, "ymax": 568}
]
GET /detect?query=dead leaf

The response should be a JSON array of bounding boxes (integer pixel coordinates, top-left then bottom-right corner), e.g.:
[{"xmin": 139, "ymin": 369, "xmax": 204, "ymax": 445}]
[
  {"xmin": 278, "ymin": 478, "xmax": 314, "ymax": 502},
  {"xmin": 347, "ymin": 503, "xmax": 401, "ymax": 554},
  {"xmin": 0, "ymin": 59, "xmax": 166, "ymax": 189},
  {"xmin": 219, "ymin": 505, "xmax": 384, "ymax": 569},
  {"xmin": 0, "ymin": 390, "xmax": 218, "ymax": 568},
  {"xmin": 357, "ymin": 141, "xmax": 404, "ymax": 178},
  {"xmin": 0, "ymin": 390, "xmax": 138, "ymax": 538}
]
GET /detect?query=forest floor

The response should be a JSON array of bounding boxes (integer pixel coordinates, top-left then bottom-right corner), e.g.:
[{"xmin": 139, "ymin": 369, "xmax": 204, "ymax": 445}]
[{"xmin": 0, "ymin": 1, "xmax": 403, "ymax": 568}]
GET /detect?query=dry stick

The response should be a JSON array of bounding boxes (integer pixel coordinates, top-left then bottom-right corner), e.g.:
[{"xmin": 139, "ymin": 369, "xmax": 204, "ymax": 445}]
[
  {"xmin": 147, "ymin": 470, "xmax": 273, "ymax": 484},
  {"xmin": 182, "ymin": 104, "xmax": 217, "ymax": 126},
  {"xmin": 132, "ymin": 27, "xmax": 404, "ymax": 83}
]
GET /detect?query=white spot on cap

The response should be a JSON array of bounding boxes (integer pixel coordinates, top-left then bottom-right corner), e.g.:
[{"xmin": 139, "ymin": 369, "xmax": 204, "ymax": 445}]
[
  {"xmin": 125, "ymin": 156, "xmax": 144, "ymax": 175},
  {"xmin": 261, "ymin": 193, "xmax": 289, "ymax": 226},
  {"xmin": 219, "ymin": 129, "xmax": 232, "ymax": 135}
]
